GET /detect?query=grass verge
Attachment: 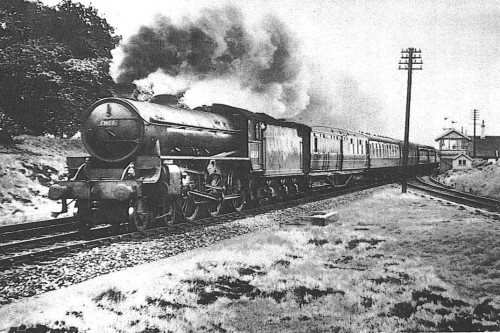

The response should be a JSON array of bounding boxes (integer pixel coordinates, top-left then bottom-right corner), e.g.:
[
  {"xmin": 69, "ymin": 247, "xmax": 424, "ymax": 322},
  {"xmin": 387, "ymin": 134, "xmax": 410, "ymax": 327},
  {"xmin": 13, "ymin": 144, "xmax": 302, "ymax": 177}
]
[{"xmin": 4, "ymin": 187, "xmax": 500, "ymax": 332}]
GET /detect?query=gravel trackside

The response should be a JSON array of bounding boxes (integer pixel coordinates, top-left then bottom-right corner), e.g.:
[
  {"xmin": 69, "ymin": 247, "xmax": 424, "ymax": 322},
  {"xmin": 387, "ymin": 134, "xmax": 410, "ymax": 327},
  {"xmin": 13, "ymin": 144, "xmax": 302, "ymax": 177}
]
[{"xmin": 2, "ymin": 186, "xmax": 500, "ymax": 333}]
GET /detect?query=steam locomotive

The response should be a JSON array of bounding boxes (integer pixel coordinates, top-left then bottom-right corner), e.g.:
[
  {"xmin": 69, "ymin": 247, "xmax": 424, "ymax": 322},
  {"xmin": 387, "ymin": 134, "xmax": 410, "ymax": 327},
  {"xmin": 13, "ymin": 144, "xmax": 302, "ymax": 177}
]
[{"xmin": 49, "ymin": 91, "xmax": 439, "ymax": 233}]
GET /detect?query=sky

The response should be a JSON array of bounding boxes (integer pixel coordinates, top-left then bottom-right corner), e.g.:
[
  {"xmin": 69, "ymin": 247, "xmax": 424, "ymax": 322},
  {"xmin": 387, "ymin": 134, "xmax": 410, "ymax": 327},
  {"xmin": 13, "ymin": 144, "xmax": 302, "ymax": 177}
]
[{"xmin": 40, "ymin": 0, "xmax": 500, "ymax": 146}]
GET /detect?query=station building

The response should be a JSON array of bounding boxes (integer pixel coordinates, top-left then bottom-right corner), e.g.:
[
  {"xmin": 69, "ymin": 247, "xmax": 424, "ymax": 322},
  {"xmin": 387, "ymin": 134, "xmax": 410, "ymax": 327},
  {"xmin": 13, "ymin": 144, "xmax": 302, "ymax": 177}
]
[{"xmin": 435, "ymin": 123, "xmax": 500, "ymax": 173}]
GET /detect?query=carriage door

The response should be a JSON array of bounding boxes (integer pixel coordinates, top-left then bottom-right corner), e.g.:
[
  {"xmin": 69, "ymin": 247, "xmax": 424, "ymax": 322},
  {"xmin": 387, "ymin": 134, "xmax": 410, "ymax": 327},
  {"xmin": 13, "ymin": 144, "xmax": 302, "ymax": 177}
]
[{"xmin": 249, "ymin": 120, "xmax": 264, "ymax": 171}]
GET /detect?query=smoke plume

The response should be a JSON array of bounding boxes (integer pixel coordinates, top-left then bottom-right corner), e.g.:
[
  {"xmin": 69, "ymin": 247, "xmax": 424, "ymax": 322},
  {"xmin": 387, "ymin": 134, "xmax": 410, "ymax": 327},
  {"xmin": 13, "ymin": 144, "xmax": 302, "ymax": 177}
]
[
  {"xmin": 113, "ymin": 6, "xmax": 308, "ymax": 116},
  {"xmin": 292, "ymin": 67, "xmax": 386, "ymax": 134},
  {"xmin": 112, "ymin": 5, "xmax": 387, "ymax": 134}
]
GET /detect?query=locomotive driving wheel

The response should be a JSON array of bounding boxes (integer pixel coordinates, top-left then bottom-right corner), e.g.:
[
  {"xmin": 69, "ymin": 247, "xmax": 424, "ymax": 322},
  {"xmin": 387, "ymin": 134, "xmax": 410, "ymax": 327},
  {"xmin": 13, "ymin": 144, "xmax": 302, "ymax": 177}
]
[
  {"xmin": 228, "ymin": 175, "xmax": 247, "ymax": 212},
  {"xmin": 180, "ymin": 192, "xmax": 199, "ymax": 222},
  {"xmin": 207, "ymin": 196, "xmax": 223, "ymax": 217}
]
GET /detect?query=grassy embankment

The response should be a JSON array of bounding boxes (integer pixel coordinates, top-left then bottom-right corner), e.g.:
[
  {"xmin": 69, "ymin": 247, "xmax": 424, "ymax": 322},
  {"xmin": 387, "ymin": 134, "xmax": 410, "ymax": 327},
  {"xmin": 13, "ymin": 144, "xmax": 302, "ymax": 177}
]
[
  {"xmin": 0, "ymin": 135, "xmax": 86, "ymax": 225},
  {"xmin": 437, "ymin": 160, "xmax": 500, "ymax": 199}
]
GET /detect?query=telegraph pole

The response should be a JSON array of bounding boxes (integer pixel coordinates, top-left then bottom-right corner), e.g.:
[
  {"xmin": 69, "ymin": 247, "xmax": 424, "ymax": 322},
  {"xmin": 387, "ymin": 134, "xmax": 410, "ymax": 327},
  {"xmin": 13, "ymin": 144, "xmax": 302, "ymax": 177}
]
[
  {"xmin": 471, "ymin": 109, "xmax": 479, "ymax": 158},
  {"xmin": 399, "ymin": 48, "xmax": 422, "ymax": 193}
]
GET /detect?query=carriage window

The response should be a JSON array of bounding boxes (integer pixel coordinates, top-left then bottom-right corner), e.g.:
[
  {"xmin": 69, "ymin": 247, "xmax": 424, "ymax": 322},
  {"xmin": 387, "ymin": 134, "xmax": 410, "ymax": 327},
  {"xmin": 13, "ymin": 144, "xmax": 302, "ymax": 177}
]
[
  {"xmin": 254, "ymin": 122, "xmax": 262, "ymax": 140},
  {"xmin": 248, "ymin": 120, "xmax": 254, "ymax": 139}
]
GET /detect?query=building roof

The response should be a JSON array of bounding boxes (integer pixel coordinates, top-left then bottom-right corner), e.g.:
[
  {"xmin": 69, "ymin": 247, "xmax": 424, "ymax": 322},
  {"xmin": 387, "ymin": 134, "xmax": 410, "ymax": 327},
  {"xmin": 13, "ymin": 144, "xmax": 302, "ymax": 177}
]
[
  {"xmin": 452, "ymin": 153, "xmax": 472, "ymax": 161},
  {"xmin": 435, "ymin": 129, "xmax": 471, "ymax": 141},
  {"xmin": 468, "ymin": 136, "xmax": 500, "ymax": 159}
]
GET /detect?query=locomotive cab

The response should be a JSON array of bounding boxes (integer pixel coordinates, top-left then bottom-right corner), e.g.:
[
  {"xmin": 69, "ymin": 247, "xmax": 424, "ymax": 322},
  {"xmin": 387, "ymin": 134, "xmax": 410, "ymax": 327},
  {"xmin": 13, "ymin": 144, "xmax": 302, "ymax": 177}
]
[{"xmin": 248, "ymin": 120, "xmax": 265, "ymax": 171}]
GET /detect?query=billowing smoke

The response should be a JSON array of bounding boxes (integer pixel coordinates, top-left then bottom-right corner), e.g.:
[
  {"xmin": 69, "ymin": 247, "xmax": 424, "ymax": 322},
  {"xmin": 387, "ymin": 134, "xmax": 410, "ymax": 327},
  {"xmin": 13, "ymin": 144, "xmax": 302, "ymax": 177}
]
[
  {"xmin": 111, "ymin": 5, "xmax": 387, "ymax": 134},
  {"xmin": 112, "ymin": 6, "xmax": 309, "ymax": 116},
  {"xmin": 292, "ymin": 67, "xmax": 386, "ymax": 134}
]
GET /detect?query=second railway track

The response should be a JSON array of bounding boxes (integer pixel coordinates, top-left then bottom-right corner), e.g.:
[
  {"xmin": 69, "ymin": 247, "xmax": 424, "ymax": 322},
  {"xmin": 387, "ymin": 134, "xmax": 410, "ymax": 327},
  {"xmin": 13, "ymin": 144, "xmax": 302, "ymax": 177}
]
[
  {"xmin": 409, "ymin": 175, "xmax": 500, "ymax": 213},
  {"xmin": 0, "ymin": 217, "xmax": 75, "ymax": 242}
]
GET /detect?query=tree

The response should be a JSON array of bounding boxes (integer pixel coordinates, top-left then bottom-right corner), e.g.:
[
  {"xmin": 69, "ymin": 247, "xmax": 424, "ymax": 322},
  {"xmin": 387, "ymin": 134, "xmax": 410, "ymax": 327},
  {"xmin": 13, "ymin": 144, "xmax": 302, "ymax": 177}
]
[
  {"xmin": 0, "ymin": 0, "xmax": 119, "ymax": 137},
  {"xmin": 55, "ymin": 57, "xmax": 114, "ymax": 136},
  {"xmin": 50, "ymin": 0, "xmax": 119, "ymax": 59},
  {"xmin": 0, "ymin": 37, "xmax": 70, "ymax": 135}
]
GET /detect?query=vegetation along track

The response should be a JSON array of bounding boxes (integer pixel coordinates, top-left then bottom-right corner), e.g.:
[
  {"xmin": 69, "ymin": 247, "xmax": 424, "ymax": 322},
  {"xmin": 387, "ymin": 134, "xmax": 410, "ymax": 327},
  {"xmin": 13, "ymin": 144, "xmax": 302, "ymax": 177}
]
[
  {"xmin": 0, "ymin": 181, "xmax": 389, "ymax": 270},
  {"xmin": 409, "ymin": 176, "xmax": 500, "ymax": 213}
]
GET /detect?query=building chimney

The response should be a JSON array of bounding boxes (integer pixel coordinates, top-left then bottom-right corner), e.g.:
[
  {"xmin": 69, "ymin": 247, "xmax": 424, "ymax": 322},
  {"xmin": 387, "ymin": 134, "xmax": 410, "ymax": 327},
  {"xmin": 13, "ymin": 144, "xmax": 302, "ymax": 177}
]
[{"xmin": 480, "ymin": 120, "xmax": 485, "ymax": 139}]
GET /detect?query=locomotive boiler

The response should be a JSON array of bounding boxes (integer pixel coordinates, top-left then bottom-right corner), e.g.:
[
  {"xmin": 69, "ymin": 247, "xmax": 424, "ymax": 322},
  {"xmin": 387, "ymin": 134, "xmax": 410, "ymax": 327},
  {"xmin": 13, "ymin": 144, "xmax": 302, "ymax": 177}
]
[{"xmin": 82, "ymin": 95, "xmax": 243, "ymax": 163}]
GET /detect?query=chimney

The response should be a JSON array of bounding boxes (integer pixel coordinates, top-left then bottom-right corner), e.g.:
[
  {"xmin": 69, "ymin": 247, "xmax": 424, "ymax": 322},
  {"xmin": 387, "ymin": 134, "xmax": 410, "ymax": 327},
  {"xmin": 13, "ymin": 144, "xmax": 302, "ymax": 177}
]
[
  {"xmin": 481, "ymin": 120, "xmax": 485, "ymax": 139},
  {"xmin": 111, "ymin": 83, "xmax": 138, "ymax": 100},
  {"xmin": 150, "ymin": 94, "xmax": 180, "ymax": 106}
]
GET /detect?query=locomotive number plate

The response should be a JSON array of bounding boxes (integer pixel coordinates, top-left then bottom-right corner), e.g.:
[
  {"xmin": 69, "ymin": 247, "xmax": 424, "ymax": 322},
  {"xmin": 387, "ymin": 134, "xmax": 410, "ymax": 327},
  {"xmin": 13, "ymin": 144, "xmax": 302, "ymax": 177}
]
[{"xmin": 98, "ymin": 120, "xmax": 119, "ymax": 127}]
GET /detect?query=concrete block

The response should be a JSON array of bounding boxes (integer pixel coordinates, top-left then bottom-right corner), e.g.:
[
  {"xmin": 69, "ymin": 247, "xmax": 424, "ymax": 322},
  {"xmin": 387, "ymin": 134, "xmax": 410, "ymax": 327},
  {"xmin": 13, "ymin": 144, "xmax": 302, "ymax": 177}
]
[{"xmin": 280, "ymin": 210, "xmax": 340, "ymax": 227}]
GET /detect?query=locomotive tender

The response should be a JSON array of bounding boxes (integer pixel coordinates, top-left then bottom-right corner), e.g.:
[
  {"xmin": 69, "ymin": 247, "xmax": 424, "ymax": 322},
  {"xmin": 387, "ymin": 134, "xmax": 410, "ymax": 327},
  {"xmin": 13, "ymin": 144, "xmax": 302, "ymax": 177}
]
[{"xmin": 49, "ymin": 92, "xmax": 439, "ymax": 233}]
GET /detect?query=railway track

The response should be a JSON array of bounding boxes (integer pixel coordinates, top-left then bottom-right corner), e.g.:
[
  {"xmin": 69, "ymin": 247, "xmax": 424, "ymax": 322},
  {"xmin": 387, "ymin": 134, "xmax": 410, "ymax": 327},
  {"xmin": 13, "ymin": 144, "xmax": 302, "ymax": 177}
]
[
  {"xmin": 0, "ymin": 180, "xmax": 389, "ymax": 270},
  {"xmin": 409, "ymin": 176, "xmax": 500, "ymax": 213},
  {"xmin": 0, "ymin": 217, "xmax": 75, "ymax": 242}
]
